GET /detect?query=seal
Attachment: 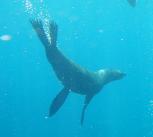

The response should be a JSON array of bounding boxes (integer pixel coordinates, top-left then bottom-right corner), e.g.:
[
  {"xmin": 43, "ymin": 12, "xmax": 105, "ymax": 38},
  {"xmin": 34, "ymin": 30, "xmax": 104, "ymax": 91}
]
[
  {"xmin": 30, "ymin": 19, "xmax": 126, "ymax": 125},
  {"xmin": 127, "ymin": 0, "xmax": 137, "ymax": 7}
]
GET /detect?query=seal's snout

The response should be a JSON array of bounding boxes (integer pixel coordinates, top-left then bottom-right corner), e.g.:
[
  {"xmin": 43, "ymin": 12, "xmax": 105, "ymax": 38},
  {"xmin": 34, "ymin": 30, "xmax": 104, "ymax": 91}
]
[
  {"xmin": 115, "ymin": 70, "xmax": 126, "ymax": 80},
  {"xmin": 122, "ymin": 72, "xmax": 126, "ymax": 77},
  {"xmin": 120, "ymin": 72, "xmax": 126, "ymax": 79}
]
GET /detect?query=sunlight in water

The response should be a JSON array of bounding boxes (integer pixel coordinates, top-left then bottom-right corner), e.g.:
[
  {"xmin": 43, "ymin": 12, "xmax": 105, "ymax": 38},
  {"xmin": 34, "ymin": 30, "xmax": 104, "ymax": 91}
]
[{"xmin": 0, "ymin": 35, "xmax": 12, "ymax": 41}]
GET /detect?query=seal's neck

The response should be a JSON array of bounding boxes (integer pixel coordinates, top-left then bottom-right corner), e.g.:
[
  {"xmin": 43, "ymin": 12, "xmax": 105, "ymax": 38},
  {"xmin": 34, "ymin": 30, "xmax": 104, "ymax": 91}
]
[
  {"xmin": 96, "ymin": 70, "xmax": 111, "ymax": 85},
  {"xmin": 97, "ymin": 69, "xmax": 125, "ymax": 86}
]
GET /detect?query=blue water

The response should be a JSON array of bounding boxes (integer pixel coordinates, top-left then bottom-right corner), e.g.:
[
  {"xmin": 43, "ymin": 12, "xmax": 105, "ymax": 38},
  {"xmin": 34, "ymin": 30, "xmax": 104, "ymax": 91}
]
[{"xmin": 0, "ymin": 0, "xmax": 153, "ymax": 137}]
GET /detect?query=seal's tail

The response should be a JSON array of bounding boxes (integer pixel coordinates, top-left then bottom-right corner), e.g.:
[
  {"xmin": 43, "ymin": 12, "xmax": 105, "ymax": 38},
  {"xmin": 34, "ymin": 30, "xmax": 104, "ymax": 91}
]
[{"xmin": 30, "ymin": 19, "xmax": 58, "ymax": 48}]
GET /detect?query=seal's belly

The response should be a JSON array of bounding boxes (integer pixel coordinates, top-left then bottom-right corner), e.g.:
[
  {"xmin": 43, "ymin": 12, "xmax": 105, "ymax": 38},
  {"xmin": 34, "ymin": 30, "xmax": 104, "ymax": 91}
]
[
  {"xmin": 48, "ymin": 48, "xmax": 101, "ymax": 95},
  {"xmin": 54, "ymin": 64, "xmax": 100, "ymax": 95}
]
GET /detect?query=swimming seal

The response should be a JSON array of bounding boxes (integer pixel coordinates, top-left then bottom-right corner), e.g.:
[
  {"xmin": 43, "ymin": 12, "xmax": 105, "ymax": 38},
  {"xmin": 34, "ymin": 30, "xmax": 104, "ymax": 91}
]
[
  {"xmin": 127, "ymin": 0, "xmax": 137, "ymax": 7},
  {"xmin": 30, "ymin": 19, "xmax": 126, "ymax": 125}
]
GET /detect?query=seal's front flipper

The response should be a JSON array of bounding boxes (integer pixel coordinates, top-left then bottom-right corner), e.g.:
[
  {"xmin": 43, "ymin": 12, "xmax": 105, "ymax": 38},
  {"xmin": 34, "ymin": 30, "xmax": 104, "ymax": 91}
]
[
  {"xmin": 49, "ymin": 87, "xmax": 70, "ymax": 117},
  {"xmin": 81, "ymin": 94, "xmax": 94, "ymax": 125},
  {"xmin": 127, "ymin": 0, "xmax": 137, "ymax": 7}
]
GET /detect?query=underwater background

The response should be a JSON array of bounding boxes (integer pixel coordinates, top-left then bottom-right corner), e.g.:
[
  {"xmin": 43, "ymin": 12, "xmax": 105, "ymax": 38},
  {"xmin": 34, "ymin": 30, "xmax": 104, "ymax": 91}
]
[{"xmin": 0, "ymin": 0, "xmax": 153, "ymax": 137}]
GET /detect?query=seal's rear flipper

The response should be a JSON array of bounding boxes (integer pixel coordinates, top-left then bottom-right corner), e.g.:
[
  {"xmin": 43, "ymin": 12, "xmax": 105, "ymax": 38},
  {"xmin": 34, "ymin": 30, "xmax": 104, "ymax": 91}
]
[
  {"xmin": 30, "ymin": 19, "xmax": 51, "ymax": 47},
  {"xmin": 49, "ymin": 21, "xmax": 58, "ymax": 47},
  {"xmin": 127, "ymin": 0, "xmax": 137, "ymax": 7},
  {"xmin": 49, "ymin": 87, "xmax": 70, "ymax": 117},
  {"xmin": 81, "ymin": 94, "xmax": 94, "ymax": 125}
]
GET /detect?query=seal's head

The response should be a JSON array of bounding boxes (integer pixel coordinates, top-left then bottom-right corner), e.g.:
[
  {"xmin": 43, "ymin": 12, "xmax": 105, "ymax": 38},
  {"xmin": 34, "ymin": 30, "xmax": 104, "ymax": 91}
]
[{"xmin": 98, "ymin": 69, "xmax": 126, "ymax": 85}]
